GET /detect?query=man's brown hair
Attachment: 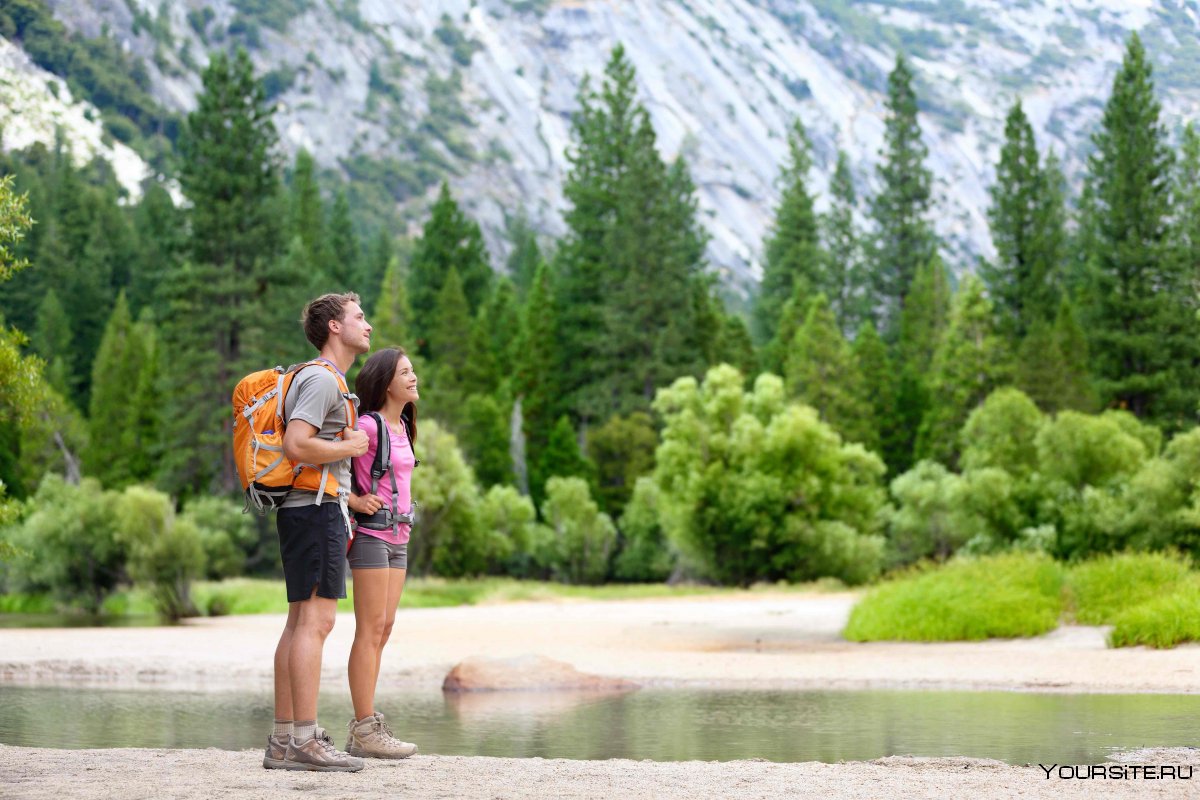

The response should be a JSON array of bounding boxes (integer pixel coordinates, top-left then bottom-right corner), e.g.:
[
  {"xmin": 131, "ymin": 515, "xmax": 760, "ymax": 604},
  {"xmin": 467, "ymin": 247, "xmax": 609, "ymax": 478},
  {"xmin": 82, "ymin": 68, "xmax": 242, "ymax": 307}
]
[{"xmin": 301, "ymin": 292, "xmax": 361, "ymax": 350}]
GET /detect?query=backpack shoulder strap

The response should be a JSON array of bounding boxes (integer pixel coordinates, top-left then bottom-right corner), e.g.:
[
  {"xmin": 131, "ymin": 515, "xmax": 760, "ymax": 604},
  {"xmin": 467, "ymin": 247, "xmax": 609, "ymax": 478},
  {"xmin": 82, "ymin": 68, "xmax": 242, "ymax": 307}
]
[{"xmin": 366, "ymin": 411, "xmax": 389, "ymax": 495}]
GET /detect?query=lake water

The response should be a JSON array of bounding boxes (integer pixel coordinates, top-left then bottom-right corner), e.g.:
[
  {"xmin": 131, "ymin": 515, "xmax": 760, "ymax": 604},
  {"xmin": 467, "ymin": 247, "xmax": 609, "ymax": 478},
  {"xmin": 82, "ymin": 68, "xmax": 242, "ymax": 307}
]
[{"xmin": 1, "ymin": 685, "xmax": 1196, "ymax": 764}]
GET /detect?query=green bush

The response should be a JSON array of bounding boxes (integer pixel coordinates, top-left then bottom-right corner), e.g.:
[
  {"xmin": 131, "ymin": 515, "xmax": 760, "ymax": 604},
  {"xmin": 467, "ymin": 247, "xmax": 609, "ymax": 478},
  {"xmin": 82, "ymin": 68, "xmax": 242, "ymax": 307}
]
[
  {"xmin": 117, "ymin": 485, "xmax": 206, "ymax": 621},
  {"xmin": 3, "ymin": 475, "xmax": 124, "ymax": 614},
  {"xmin": 844, "ymin": 553, "xmax": 1065, "ymax": 641},
  {"xmin": 1066, "ymin": 552, "xmax": 1193, "ymax": 624},
  {"xmin": 1109, "ymin": 584, "xmax": 1200, "ymax": 648},
  {"xmin": 540, "ymin": 476, "xmax": 617, "ymax": 585},
  {"xmin": 180, "ymin": 496, "xmax": 257, "ymax": 580},
  {"xmin": 648, "ymin": 367, "xmax": 887, "ymax": 586}
]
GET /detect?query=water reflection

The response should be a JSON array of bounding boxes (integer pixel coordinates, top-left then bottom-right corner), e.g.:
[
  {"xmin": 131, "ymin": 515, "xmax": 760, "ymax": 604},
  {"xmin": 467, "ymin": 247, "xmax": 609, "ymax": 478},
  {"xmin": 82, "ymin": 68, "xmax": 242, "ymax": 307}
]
[{"xmin": 0, "ymin": 685, "xmax": 1195, "ymax": 765}]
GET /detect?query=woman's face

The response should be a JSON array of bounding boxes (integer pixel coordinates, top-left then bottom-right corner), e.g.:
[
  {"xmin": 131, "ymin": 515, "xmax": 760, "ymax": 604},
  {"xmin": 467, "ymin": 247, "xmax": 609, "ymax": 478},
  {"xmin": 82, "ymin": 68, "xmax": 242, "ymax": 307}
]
[{"xmin": 387, "ymin": 355, "xmax": 418, "ymax": 405}]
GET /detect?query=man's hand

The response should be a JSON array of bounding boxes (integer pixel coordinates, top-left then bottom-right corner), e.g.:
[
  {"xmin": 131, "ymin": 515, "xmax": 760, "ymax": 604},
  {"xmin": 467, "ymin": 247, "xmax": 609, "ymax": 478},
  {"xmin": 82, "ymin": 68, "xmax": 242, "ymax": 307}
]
[{"xmin": 344, "ymin": 427, "xmax": 369, "ymax": 457}]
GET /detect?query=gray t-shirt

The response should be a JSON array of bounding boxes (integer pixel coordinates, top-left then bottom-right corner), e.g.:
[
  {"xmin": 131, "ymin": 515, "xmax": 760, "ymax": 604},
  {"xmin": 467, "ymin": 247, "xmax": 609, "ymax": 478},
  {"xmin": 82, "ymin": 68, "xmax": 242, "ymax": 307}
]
[{"xmin": 280, "ymin": 363, "xmax": 358, "ymax": 508}]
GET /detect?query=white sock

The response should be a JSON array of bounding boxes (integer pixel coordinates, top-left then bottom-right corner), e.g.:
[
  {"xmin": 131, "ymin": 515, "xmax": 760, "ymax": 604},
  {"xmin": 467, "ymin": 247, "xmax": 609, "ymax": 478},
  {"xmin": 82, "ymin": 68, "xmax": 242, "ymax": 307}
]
[
  {"xmin": 273, "ymin": 719, "xmax": 293, "ymax": 738},
  {"xmin": 294, "ymin": 721, "xmax": 316, "ymax": 742}
]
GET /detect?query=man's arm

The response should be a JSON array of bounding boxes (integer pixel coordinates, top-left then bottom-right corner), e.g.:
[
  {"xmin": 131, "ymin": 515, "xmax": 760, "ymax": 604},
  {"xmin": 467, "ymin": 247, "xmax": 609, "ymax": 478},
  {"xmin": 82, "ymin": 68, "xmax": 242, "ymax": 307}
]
[{"xmin": 283, "ymin": 420, "xmax": 369, "ymax": 464}]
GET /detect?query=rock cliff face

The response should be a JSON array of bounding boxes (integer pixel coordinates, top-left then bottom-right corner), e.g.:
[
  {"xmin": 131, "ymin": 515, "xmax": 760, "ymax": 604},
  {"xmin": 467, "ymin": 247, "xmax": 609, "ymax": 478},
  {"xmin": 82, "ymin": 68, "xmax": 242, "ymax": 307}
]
[{"xmin": 8, "ymin": 0, "xmax": 1200, "ymax": 294}]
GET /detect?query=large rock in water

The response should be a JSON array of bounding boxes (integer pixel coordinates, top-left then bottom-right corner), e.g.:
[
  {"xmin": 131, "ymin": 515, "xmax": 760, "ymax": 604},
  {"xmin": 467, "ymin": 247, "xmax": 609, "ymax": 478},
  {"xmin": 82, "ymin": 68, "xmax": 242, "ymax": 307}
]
[{"xmin": 442, "ymin": 654, "xmax": 639, "ymax": 692}]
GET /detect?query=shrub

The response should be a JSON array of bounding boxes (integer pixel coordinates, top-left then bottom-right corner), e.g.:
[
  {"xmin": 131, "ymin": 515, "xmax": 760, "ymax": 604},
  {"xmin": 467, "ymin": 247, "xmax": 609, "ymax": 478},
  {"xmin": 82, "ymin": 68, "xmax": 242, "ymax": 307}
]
[
  {"xmin": 117, "ymin": 485, "xmax": 206, "ymax": 621},
  {"xmin": 1109, "ymin": 584, "xmax": 1200, "ymax": 648},
  {"xmin": 540, "ymin": 476, "xmax": 617, "ymax": 584},
  {"xmin": 648, "ymin": 367, "xmax": 887, "ymax": 586},
  {"xmin": 843, "ymin": 553, "xmax": 1065, "ymax": 641},
  {"xmin": 1066, "ymin": 552, "xmax": 1193, "ymax": 624}
]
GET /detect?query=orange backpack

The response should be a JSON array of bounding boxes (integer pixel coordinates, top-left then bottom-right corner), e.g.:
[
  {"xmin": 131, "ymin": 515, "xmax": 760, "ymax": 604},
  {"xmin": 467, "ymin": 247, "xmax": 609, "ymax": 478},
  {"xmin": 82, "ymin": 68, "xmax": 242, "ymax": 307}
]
[{"xmin": 232, "ymin": 359, "xmax": 358, "ymax": 512}]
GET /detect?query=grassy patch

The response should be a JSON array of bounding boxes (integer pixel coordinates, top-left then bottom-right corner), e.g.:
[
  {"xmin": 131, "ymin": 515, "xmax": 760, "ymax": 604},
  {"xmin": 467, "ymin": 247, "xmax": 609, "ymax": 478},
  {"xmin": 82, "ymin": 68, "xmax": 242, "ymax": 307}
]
[
  {"xmin": 843, "ymin": 553, "xmax": 1065, "ymax": 642},
  {"xmin": 1065, "ymin": 552, "xmax": 1193, "ymax": 625},
  {"xmin": 1109, "ymin": 585, "xmax": 1200, "ymax": 648}
]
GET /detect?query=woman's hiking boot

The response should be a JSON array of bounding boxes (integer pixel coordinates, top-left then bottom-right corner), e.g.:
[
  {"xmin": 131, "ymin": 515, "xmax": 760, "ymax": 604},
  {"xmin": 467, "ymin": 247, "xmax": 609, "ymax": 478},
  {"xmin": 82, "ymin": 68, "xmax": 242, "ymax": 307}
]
[
  {"xmin": 282, "ymin": 727, "xmax": 364, "ymax": 772},
  {"xmin": 346, "ymin": 712, "xmax": 418, "ymax": 759}
]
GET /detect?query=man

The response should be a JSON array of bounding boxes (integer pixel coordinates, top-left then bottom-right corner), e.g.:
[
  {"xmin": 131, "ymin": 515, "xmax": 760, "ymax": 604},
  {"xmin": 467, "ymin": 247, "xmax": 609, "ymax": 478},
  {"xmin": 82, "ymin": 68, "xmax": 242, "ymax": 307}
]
[{"xmin": 263, "ymin": 292, "xmax": 372, "ymax": 772}]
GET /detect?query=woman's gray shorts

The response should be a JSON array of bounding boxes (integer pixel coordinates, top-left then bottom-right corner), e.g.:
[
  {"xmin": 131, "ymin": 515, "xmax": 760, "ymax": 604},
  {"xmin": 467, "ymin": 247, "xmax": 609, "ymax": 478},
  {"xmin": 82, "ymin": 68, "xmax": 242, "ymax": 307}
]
[{"xmin": 347, "ymin": 533, "xmax": 408, "ymax": 570}]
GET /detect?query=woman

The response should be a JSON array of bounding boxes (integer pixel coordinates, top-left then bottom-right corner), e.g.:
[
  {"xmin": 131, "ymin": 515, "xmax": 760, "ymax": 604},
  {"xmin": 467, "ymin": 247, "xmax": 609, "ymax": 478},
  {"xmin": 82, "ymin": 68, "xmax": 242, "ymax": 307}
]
[{"xmin": 344, "ymin": 346, "xmax": 420, "ymax": 759}]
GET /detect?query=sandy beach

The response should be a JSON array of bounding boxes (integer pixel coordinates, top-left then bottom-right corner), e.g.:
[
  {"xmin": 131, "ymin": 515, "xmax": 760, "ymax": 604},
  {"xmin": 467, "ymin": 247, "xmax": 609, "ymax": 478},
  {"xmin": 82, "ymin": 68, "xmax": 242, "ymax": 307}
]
[{"xmin": 2, "ymin": 591, "xmax": 1198, "ymax": 798}]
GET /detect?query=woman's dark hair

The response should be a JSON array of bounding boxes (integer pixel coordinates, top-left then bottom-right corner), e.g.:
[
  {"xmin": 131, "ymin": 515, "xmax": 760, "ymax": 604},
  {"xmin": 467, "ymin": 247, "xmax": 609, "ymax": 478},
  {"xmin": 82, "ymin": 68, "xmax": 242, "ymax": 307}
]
[{"xmin": 354, "ymin": 346, "xmax": 417, "ymax": 442}]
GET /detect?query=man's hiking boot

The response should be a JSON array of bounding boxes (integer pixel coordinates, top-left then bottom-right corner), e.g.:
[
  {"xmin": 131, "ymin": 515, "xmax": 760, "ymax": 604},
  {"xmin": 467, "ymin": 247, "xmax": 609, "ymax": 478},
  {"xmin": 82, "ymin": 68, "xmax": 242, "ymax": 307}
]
[
  {"xmin": 262, "ymin": 733, "xmax": 289, "ymax": 769},
  {"xmin": 282, "ymin": 727, "xmax": 365, "ymax": 772},
  {"xmin": 346, "ymin": 712, "xmax": 418, "ymax": 759}
]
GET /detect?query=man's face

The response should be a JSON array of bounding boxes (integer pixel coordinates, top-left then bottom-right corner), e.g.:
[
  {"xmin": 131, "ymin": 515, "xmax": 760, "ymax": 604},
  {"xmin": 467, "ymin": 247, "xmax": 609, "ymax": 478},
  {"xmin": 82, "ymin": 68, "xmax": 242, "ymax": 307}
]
[{"xmin": 333, "ymin": 301, "xmax": 372, "ymax": 354}]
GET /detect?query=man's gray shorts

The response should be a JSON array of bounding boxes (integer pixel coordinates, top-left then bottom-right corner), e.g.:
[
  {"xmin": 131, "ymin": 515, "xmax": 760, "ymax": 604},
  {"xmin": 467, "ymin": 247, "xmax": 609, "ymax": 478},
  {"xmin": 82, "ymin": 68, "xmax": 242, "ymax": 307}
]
[{"xmin": 347, "ymin": 533, "xmax": 408, "ymax": 570}]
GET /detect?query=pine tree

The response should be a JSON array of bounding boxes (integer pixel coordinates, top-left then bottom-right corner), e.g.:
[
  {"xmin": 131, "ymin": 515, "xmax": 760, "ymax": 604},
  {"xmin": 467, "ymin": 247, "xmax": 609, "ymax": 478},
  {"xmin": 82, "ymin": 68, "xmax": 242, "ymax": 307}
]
[
  {"xmin": 852, "ymin": 321, "xmax": 899, "ymax": 465},
  {"xmin": 460, "ymin": 393, "xmax": 514, "ymax": 488},
  {"xmin": 130, "ymin": 182, "xmax": 183, "ymax": 315},
  {"xmin": 408, "ymin": 182, "xmax": 491, "ymax": 351},
  {"xmin": 761, "ymin": 280, "xmax": 808, "ymax": 376},
  {"xmin": 1080, "ymin": 33, "xmax": 1195, "ymax": 426},
  {"xmin": 506, "ymin": 212, "xmax": 542, "ymax": 298},
  {"xmin": 360, "ymin": 229, "xmax": 394, "ymax": 316},
  {"xmin": 557, "ymin": 45, "xmax": 711, "ymax": 424},
  {"xmin": 423, "ymin": 267, "xmax": 473, "ymax": 431},
  {"xmin": 755, "ymin": 120, "xmax": 822, "ymax": 345},
  {"xmin": 984, "ymin": 101, "xmax": 1065, "ymax": 339},
  {"xmin": 713, "ymin": 312, "xmax": 758, "ymax": 381},
  {"xmin": 822, "ymin": 150, "xmax": 868, "ymax": 336},
  {"xmin": 371, "ymin": 256, "xmax": 411, "ymax": 347},
  {"xmin": 483, "ymin": 278, "xmax": 521, "ymax": 370},
  {"xmin": 32, "ymin": 289, "xmax": 73, "ymax": 398},
  {"xmin": 785, "ymin": 295, "xmax": 876, "ymax": 449},
  {"xmin": 870, "ymin": 55, "xmax": 937, "ymax": 337},
  {"xmin": 916, "ymin": 276, "xmax": 1007, "ymax": 466},
  {"xmin": 73, "ymin": 212, "xmax": 119, "ymax": 405},
  {"xmin": 892, "ymin": 256, "xmax": 950, "ymax": 469},
  {"xmin": 1052, "ymin": 296, "xmax": 1096, "ymax": 413},
  {"xmin": 515, "ymin": 261, "xmax": 564, "ymax": 497},
  {"xmin": 287, "ymin": 149, "xmax": 330, "ymax": 280},
  {"xmin": 327, "ymin": 190, "xmax": 360, "ymax": 292},
  {"xmin": 159, "ymin": 48, "xmax": 283, "ymax": 496},
  {"xmin": 533, "ymin": 414, "xmax": 595, "ymax": 512},
  {"xmin": 85, "ymin": 292, "xmax": 146, "ymax": 487},
  {"xmin": 127, "ymin": 309, "xmax": 162, "ymax": 483}
]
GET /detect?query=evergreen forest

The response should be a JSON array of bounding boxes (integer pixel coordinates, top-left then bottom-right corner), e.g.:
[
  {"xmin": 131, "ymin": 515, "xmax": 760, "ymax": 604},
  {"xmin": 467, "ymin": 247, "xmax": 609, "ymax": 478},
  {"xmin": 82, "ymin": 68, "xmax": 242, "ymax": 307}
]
[{"xmin": 3, "ymin": 34, "xmax": 1200, "ymax": 618}]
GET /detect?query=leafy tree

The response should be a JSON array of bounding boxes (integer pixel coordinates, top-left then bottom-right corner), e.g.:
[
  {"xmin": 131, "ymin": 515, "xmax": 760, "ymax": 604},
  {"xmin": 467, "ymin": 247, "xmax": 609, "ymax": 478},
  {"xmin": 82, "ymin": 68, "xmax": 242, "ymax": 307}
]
[
  {"xmin": 408, "ymin": 419, "xmax": 504, "ymax": 577},
  {"xmin": 118, "ymin": 485, "xmax": 206, "ymax": 620},
  {"xmin": 648, "ymin": 366, "xmax": 887, "ymax": 586},
  {"xmin": 755, "ymin": 120, "xmax": 822, "ymax": 345},
  {"xmin": 916, "ymin": 276, "xmax": 1008, "ymax": 466},
  {"xmin": 1079, "ymin": 33, "xmax": 1197, "ymax": 427},
  {"xmin": 959, "ymin": 387, "xmax": 1045, "ymax": 480},
  {"xmin": 784, "ymin": 295, "xmax": 875, "ymax": 450},
  {"xmin": 613, "ymin": 476, "xmax": 675, "ymax": 582},
  {"xmin": 0, "ymin": 175, "xmax": 33, "ymax": 283},
  {"xmin": 539, "ymin": 476, "xmax": 617, "ymax": 584},
  {"xmin": 870, "ymin": 55, "xmax": 937, "ymax": 336},
  {"xmin": 478, "ymin": 484, "xmax": 549, "ymax": 577},
  {"xmin": 3, "ymin": 475, "xmax": 123, "ymax": 614}
]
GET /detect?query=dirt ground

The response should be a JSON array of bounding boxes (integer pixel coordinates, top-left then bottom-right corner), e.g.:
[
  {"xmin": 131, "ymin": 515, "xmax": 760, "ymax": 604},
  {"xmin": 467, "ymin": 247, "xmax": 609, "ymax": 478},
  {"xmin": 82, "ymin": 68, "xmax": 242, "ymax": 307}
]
[{"xmin": 2, "ymin": 592, "xmax": 1198, "ymax": 799}]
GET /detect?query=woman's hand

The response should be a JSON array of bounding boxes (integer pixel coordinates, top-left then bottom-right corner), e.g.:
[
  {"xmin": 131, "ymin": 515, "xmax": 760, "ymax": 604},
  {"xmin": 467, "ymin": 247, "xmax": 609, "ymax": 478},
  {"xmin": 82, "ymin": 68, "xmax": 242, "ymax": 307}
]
[{"xmin": 349, "ymin": 493, "xmax": 385, "ymax": 515}]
